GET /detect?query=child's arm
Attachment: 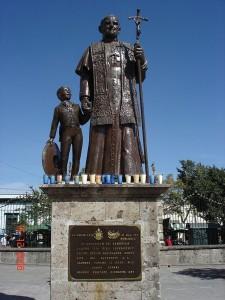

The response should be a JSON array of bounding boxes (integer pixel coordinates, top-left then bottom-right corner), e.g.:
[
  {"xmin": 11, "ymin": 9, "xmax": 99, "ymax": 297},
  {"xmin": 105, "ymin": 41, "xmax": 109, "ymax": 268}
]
[{"xmin": 49, "ymin": 107, "xmax": 59, "ymax": 140}]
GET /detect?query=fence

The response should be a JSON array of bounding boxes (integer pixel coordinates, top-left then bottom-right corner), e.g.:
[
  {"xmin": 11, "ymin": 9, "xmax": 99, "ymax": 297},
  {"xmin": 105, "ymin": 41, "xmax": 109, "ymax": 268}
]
[
  {"xmin": 0, "ymin": 196, "xmax": 51, "ymax": 248},
  {"xmin": 1, "ymin": 194, "xmax": 224, "ymax": 248},
  {"xmin": 162, "ymin": 201, "xmax": 225, "ymax": 246}
]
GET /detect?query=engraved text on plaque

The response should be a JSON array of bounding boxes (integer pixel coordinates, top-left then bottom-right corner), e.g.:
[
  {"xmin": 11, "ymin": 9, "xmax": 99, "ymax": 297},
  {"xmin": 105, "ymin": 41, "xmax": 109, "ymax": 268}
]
[{"xmin": 68, "ymin": 225, "xmax": 141, "ymax": 281}]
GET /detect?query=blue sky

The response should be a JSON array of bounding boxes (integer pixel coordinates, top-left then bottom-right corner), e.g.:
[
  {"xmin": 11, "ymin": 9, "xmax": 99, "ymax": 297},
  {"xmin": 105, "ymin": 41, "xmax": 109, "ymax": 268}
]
[{"xmin": 0, "ymin": 0, "xmax": 224, "ymax": 193}]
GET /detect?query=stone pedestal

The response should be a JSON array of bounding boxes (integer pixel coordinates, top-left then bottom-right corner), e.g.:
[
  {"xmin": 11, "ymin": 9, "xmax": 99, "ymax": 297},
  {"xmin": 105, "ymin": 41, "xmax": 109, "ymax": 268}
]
[{"xmin": 41, "ymin": 185, "xmax": 169, "ymax": 300}]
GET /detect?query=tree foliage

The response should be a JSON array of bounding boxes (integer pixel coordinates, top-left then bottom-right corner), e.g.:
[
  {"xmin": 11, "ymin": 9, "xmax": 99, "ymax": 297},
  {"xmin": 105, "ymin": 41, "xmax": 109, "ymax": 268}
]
[
  {"xmin": 177, "ymin": 160, "xmax": 225, "ymax": 223},
  {"xmin": 18, "ymin": 187, "xmax": 52, "ymax": 226},
  {"xmin": 162, "ymin": 179, "xmax": 193, "ymax": 224},
  {"xmin": 162, "ymin": 160, "xmax": 225, "ymax": 224},
  {"xmin": 164, "ymin": 174, "xmax": 175, "ymax": 185}
]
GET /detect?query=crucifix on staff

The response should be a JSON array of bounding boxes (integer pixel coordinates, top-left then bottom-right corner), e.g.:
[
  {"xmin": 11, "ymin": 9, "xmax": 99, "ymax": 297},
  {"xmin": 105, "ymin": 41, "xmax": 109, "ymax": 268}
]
[{"xmin": 129, "ymin": 8, "xmax": 150, "ymax": 183}]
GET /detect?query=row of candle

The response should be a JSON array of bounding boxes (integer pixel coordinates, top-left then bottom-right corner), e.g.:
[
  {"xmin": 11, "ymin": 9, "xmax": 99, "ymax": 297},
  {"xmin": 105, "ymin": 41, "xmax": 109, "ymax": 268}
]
[{"xmin": 43, "ymin": 174, "xmax": 163, "ymax": 185}]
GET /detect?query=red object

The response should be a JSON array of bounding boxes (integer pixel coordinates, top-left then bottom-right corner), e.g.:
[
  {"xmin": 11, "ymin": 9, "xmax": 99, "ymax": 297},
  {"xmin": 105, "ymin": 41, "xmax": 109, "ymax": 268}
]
[
  {"xmin": 16, "ymin": 252, "xmax": 25, "ymax": 271},
  {"xmin": 16, "ymin": 239, "xmax": 25, "ymax": 248},
  {"xmin": 165, "ymin": 238, "xmax": 173, "ymax": 246}
]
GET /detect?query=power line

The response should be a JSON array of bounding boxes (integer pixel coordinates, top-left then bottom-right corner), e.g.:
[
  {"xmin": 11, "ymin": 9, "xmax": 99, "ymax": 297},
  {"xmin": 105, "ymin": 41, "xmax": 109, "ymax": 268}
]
[
  {"xmin": 0, "ymin": 161, "xmax": 40, "ymax": 178},
  {"xmin": 0, "ymin": 187, "xmax": 30, "ymax": 191}
]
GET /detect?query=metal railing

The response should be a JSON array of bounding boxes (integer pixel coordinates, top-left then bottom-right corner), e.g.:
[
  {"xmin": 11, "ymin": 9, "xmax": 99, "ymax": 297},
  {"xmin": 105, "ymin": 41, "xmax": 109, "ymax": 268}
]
[
  {"xmin": 1, "ymin": 194, "xmax": 224, "ymax": 248},
  {"xmin": 162, "ymin": 200, "xmax": 225, "ymax": 246}
]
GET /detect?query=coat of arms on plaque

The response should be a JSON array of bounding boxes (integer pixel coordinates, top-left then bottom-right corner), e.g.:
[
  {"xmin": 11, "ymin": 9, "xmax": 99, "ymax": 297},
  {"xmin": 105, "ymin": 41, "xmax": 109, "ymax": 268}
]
[
  {"xmin": 108, "ymin": 230, "xmax": 120, "ymax": 239},
  {"xmin": 93, "ymin": 228, "xmax": 103, "ymax": 240}
]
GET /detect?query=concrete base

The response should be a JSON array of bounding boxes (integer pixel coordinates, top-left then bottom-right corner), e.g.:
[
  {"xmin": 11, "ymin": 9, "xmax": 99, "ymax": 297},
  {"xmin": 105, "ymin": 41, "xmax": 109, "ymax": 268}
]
[
  {"xmin": 41, "ymin": 184, "xmax": 169, "ymax": 300},
  {"xmin": 0, "ymin": 248, "xmax": 50, "ymax": 265},
  {"xmin": 1, "ymin": 245, "xmax": 225, "ymax": 266}
]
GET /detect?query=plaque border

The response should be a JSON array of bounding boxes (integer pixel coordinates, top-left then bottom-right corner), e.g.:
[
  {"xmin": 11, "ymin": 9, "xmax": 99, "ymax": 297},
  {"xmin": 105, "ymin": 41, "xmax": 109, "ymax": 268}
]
[{"xmin": 68, "ymin": 225, "xmax": 142, "ymax": 282}]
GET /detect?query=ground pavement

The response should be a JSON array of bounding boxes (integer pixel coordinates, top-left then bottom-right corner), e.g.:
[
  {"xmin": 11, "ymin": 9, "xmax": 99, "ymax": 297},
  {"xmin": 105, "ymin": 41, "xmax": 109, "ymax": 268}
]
[
  {"xmin": 160, "ymin": 264, "xmax": 225, "ymax": 300},
  {"xmin": 0, "ymin": 264, "xmax": 224, "ymax": 299}
]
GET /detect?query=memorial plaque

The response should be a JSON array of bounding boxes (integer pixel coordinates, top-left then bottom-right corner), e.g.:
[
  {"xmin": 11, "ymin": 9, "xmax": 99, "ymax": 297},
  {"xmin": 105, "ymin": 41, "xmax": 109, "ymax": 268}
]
[{"xmin": 69, "ymin": 225, "xmax": 141, "ymax": 281}]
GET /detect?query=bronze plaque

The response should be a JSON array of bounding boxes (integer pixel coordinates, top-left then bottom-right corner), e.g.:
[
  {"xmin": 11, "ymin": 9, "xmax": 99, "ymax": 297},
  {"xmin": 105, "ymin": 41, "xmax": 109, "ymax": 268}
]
[{"xmin": 68, "ymin": 225, "xmax": 141, "ymax": 281}]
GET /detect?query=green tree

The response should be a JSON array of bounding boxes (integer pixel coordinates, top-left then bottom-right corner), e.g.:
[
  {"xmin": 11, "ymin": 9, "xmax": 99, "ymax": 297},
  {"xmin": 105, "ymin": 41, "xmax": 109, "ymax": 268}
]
[
  {"xmin": 19, "ymin": 187, "xmax": 52, "ymax": 227},
  {"xmin": 164, "ymin": 174, "xmax": 175, "ymax": 184},
  {"xmin": 177, "ymin": 160, "xmax": 225, "ymax": 223},
  {"xmin": 162, "ymin": 179, "xmax": 193, "ymax": 224}
]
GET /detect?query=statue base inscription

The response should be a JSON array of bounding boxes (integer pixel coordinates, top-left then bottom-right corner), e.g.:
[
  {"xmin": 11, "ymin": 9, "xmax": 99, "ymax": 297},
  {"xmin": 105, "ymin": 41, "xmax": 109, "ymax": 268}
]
[
  {"xmin": 41, "ymin": 185, "xmax": 169, "ymax": 300},
  {"xmin": 69, "ymin": 225, "xmax": 141, "ymax": 281}
]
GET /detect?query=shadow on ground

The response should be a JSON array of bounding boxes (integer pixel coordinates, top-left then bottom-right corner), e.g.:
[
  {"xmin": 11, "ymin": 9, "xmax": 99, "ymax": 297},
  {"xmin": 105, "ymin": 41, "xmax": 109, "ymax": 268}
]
[
  {"xmin": 174, "ymin": 268, "xmax": 225, "ymax": 280},
  {"xmin": 0, "ymin": 294, "xmax": 35, "ymax": 300}
]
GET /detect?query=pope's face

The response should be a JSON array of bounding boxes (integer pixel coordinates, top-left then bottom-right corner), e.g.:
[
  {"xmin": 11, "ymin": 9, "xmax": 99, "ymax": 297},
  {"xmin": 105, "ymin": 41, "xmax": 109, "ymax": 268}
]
[{"xmin": 101, "ymin": 16, "xmax": 120, "ymax": 40}]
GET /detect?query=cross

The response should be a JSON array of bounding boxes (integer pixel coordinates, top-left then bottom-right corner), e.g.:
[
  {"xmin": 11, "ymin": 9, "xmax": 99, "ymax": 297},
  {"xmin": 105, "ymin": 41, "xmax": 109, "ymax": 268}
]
[{"xmin": 128, "ymin": 8, "xmax": 149, "ymax": 43}]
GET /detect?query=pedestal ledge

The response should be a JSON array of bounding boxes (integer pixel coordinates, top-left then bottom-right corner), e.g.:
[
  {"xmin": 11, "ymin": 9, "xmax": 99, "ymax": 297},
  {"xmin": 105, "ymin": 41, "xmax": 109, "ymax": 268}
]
[{"xmin": 40, "ymin": 184, "xmax": 170, "ymax": 201}]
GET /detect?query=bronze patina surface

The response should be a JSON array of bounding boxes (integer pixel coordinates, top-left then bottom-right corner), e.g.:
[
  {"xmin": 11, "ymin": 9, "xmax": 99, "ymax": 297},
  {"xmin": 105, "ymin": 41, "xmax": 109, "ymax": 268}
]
[
  {"xmin": 76, "ymin": 15, "xmax": 148, "ymax": 175},
  {"xmin": 42, "ymin": 142, "xmax": 60, "ymax": 176},
  {"xmin": 69, "ymin": 225, "xmax": 141, "ymax": 281},
  {"xmin": 47, "ymin": 86, "xmax": 89, "ymax": 180}
]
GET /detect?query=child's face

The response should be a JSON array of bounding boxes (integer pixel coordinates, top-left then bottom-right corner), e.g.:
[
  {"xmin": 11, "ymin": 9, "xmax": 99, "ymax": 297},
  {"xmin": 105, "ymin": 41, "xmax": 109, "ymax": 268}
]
[{"xmin": 60, "ymin": 88, "xmax": 71, "ymax": 101}]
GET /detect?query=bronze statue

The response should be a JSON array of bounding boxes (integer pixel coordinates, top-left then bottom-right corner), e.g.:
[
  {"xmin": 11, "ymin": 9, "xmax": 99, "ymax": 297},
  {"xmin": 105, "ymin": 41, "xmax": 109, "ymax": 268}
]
[
  {"xmin": 49, "ymin": 86, "xmax": 89, "ymax": 179},
  {"xmin": 76, "ymin": 15, "xmax": 147, "ymax": 175}
]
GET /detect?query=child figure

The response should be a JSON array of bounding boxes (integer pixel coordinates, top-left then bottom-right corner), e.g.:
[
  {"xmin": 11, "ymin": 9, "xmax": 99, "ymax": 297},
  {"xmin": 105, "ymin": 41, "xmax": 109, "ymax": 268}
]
[{"xmin": 49, "ymin": 86, "xmax": 89, "ymax": 180}]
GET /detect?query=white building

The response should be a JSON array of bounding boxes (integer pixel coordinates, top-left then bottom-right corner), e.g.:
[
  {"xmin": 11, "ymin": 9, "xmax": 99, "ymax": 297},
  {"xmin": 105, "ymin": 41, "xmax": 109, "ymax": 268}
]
[{"xmin": 0, "ymin": 194, "xmax": 31, "ymax": 235}]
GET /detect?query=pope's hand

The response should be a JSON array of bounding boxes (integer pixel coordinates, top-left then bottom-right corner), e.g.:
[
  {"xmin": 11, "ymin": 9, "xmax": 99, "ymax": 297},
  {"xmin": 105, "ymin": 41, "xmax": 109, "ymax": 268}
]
[{"xmin": 134, "ymin": 43, "xmax": 146, "ymax": 66}]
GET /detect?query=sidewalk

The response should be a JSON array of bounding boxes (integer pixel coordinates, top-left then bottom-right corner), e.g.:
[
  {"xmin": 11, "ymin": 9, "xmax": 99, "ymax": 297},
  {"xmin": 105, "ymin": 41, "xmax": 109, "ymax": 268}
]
[
  {"xmin": 0, "ymin": 264, "xmax": 224, "ymax": 299},
  {"xmin": 160, "ymin": 264, "xmax": 225, "ymax": 300},
  {"xmin": 0, "ymin": 265, "xmax": 50, "ymax": 300}
]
